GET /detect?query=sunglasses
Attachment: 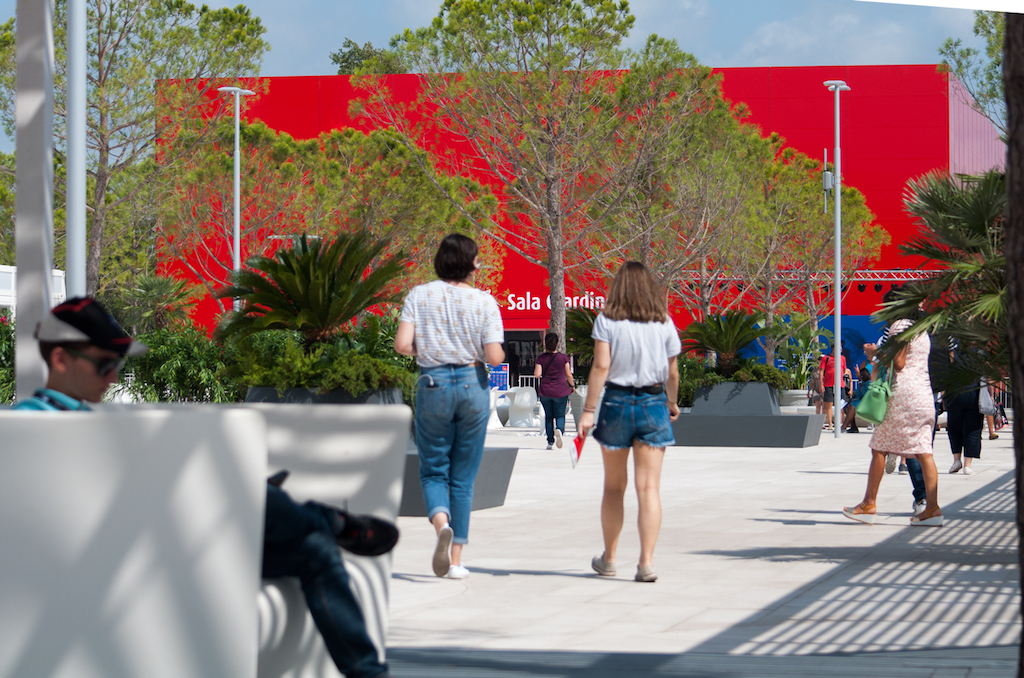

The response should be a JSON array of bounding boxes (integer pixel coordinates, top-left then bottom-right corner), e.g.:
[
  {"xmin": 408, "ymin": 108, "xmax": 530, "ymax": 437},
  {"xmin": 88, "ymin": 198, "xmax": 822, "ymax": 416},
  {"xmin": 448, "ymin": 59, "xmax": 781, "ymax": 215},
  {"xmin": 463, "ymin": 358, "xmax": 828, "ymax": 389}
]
[{"xmin": 63, "ymin": 347, "xmax": 127, "ymax": 377}]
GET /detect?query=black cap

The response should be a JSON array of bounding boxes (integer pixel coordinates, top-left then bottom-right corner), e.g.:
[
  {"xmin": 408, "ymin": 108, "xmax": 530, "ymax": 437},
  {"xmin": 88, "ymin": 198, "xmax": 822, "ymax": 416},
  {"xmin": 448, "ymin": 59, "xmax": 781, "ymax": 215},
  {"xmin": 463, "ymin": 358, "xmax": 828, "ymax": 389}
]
[{"xmin": 34, "ymin": 297, "xmax": 148, "ymax": 356}]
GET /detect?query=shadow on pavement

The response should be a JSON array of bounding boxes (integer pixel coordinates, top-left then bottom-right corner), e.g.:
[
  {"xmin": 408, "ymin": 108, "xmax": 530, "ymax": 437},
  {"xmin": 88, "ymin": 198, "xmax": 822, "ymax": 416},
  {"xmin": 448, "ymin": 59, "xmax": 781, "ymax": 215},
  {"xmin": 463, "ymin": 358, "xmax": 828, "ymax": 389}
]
[{"xmin": 389, "ymin": 471, "xmax": 1019, "ymax": 677}]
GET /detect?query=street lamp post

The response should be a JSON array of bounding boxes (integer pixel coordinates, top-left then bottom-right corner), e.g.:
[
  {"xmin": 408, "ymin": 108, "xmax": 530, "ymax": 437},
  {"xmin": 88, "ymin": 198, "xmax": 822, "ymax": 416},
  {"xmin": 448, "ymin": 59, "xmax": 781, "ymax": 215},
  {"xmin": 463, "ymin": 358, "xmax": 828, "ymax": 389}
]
[
  {"xmin": 824, "ymin": 79, "xmax": 850, "ymax": 439},
  {"xmin": 217, "ymin": 86, "xmax": 255, "ymax": 309}
]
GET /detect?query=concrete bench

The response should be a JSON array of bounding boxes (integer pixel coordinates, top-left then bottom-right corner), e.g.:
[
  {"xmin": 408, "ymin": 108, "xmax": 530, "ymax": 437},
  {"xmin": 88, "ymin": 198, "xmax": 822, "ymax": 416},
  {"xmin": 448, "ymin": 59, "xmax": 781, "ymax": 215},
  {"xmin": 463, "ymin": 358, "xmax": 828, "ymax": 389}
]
[
  {"xmin": 0, "ymin": 409, "xmax": 268, "ymax": 678},
  {"xmin": 123, "ymin": 402, "xmax": 410, "ymax": 678},
  {"xmin": 250, "ymin": 404, "xmax": 409, "ymax": 678}
]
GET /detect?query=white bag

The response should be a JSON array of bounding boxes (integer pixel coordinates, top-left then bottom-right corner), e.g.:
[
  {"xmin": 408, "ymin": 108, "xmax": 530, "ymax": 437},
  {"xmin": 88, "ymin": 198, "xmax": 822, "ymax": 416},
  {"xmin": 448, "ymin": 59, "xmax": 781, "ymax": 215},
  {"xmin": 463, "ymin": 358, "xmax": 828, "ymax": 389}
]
[{"xmin": 979, "ymin": 382, "xmax": 998, "ymax": 417}]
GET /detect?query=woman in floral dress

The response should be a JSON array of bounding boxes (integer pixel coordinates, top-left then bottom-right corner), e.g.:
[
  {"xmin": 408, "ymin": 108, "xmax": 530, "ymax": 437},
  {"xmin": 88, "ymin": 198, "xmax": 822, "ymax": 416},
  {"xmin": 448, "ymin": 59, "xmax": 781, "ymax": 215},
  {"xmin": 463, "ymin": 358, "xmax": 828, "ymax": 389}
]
[{"xmin": 843, "ymin": 317, "xmax": 943, "ymax": 526}]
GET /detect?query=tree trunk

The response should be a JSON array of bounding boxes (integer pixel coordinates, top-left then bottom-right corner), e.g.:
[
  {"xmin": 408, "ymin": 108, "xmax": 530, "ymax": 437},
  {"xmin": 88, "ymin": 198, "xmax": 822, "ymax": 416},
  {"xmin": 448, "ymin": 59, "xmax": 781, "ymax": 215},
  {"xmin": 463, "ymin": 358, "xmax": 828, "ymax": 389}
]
[
  {"xmin": 1002, "ymin": 14, "xmax": 1024, "ymax": 678},
  {"xmin": 548, "ymin": 233, "xmax": 567, "ymax": 353},
  {"xmin": 86, "ymin": 166, "xmax": 108, "ymax": 295}
]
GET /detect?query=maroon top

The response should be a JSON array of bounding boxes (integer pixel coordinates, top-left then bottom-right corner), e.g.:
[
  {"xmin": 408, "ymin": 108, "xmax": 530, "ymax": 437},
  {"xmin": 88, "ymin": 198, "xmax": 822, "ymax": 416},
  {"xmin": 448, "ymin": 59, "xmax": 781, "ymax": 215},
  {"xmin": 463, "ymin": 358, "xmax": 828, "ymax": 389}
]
[{"xmin": 536, "ymin": 352, "xmax": 573, "ymax": 398}]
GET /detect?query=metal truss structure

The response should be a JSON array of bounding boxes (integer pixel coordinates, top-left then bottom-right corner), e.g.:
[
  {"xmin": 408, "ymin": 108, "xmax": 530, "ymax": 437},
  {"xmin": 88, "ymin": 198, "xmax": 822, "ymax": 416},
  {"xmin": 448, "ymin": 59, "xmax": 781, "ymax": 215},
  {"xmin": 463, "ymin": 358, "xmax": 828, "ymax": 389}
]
[{"xmin": 674, "ymin": 269, "xmax": 940, "ymax": 284}]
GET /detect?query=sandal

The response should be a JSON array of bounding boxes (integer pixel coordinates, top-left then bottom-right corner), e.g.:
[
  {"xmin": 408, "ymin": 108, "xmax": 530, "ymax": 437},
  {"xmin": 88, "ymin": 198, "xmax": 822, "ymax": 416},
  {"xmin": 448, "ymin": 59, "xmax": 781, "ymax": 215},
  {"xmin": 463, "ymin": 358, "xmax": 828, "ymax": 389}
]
[
  {"xmin": 910, "ymin": 507, "xmax": 944, "ymax": 527},
  {"xmin": 842, "ymin": 502, "xmax": 876, "ymax": 525}
]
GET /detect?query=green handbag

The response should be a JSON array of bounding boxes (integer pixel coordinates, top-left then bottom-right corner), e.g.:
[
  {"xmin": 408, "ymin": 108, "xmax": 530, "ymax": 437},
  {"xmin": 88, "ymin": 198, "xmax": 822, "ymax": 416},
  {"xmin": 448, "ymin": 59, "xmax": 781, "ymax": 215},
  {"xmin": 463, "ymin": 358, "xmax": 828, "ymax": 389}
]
[{"xmin": 855, "ymin": 368, "xmax": 893, "ymax": 425}]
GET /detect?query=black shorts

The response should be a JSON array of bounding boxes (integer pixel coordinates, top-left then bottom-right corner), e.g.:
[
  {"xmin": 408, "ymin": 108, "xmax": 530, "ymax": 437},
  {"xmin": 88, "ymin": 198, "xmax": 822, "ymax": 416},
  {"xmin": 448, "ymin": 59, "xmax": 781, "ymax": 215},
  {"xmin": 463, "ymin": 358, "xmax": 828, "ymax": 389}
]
[{"xmin": 823, "ymin": 387, "xmax": 835, "ymax": 402}]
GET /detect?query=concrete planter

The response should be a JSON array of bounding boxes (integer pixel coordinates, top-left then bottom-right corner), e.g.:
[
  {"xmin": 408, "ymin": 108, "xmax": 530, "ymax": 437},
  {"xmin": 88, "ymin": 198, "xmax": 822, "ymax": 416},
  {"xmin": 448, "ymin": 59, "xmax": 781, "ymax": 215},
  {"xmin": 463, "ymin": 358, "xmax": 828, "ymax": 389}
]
[
  {"xmin": 780, "ymin": 388, "xmax": 808, "ymax": 407},
  {"xmin": 246, "ymin": 386, "xmax": 402, "ymax": 405},
  {"xmin": 673, "ymin": 381, "xmax": 823, "ymax": 448},
  {"xmin": 571, "ymin": 386, "xmax": 603, "ymax": 425},
  {"xmin": 399, "ymin": 447, "xmax": 519, "ymax": 517}
]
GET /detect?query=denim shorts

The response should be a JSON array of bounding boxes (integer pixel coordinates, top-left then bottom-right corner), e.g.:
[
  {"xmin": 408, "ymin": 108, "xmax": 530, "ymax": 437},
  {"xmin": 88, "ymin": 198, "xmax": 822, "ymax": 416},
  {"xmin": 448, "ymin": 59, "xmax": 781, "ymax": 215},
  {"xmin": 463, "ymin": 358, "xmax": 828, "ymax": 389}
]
[{"xmin": 592, "ymin": 389, "xmax": 675, "ymax": 450}]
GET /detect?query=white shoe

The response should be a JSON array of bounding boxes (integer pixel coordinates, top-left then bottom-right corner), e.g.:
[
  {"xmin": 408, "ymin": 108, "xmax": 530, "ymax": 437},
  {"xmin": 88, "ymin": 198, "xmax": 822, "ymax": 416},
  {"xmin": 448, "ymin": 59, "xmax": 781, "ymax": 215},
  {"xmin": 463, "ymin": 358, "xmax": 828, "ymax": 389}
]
[
  {"xmin": 949, "ymin": 459, "xmax": 962, "ymax": 474},
  {"xmin": 963, "ymin": 466, "xmax": 974, "ymax": 476},
  {"xmin": 912, "ymin": 499, "xmax": 926, "ymax": 516},
  {"xmin": 554, "ymin": 429, "xmax": 563, "ymax": 449},
  {"xmin": 447, "ymin": 564, "xmax": 470, "ymax": 579},
  {"xmin": 885, "ymin": 454, "xmax": 897, "ymax": 474},
  {"xmin": 545, "ymin": 444, "xmax": 553, "ymax": 450}
]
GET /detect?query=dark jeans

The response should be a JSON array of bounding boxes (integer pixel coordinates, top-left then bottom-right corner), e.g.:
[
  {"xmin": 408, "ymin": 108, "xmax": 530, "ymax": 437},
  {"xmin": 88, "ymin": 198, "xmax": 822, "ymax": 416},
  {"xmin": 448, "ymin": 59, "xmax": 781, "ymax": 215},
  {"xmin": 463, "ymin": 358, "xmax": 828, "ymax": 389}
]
[
  {"xmin": 946, "ymin": 390, "xmax": 983, "ymax": 459},
  {"xmin": 906, "ymin": 406, "xmax": 943, "ymax": 504},
  {"xmin": 540, "ymin": 395, "xmax": 569, "ymax": 445},
  {"xmin": 263, "ymin": 485, "xmax": 388, "ymax": 678}
]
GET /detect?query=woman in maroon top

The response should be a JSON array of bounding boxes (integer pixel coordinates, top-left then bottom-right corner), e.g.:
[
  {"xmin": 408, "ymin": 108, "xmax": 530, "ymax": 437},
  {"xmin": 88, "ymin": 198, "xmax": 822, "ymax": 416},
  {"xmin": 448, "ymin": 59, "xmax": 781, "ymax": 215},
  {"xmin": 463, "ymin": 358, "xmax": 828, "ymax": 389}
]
[{"xmin": 534, "ymin": 332, "xmax": 575, "ymax": 449}]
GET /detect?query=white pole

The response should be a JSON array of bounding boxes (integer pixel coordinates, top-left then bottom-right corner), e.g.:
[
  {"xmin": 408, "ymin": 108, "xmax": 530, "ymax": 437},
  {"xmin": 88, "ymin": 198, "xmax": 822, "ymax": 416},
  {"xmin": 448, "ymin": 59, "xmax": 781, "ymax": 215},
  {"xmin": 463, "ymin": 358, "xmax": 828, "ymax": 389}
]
[
  {"xmin": 66, "ymin": 0, "xmax": 86, "ymax": 297},
  {"xmin": 232, "ymin": 90, "xmax": 241, "ymax": 278},
  {"xmin": 825, "ymin": 80, "xmax": 850, "ymax": 440},
  {"xmin": 14, "ymin": 0, "xmax": 55, "ymax": 399},
  {"xmin": 217, "ymin": 86, "xmax": 253, "ymax": 312}
]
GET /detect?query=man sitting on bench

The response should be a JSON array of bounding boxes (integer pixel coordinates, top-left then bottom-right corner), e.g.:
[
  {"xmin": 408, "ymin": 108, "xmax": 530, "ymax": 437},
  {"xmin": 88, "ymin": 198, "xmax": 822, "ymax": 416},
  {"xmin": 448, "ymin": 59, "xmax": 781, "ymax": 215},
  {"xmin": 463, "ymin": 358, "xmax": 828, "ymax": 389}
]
[{"xmin": 15, "ymin": 297, "xmax": 397, "ymax": 678}]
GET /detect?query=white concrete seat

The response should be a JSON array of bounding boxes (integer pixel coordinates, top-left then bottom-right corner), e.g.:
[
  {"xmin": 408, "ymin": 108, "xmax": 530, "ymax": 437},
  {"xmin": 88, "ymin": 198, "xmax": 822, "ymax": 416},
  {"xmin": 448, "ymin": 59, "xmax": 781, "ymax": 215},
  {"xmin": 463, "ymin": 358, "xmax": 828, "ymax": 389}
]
[
  {"xmin": 250, "ymin": 403, "xmax": 409, "ymax": 678},
  {"xmin": 507, "ymin": 386, "xmax": 540, "ymax": 427},
  {"xmin": 0, "ymin": 409, "xmax": 268, "ymax": 678}
]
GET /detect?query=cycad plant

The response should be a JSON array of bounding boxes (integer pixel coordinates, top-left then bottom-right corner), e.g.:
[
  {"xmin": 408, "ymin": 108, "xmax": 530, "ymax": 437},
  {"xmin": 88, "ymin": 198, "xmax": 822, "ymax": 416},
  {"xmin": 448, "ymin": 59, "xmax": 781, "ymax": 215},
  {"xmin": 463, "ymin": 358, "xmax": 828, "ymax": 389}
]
[
  {"xmin": 216, "ymin": 232, "xmax": 408, "ymax": 352},
  {"xmin": 874, "ymin": 170, "xmax": 1006, "ymax": 393},
  {"xmin": 775, "ymin": 321, "xmax": 833, "ymax": 390},
  {"xmin": 124, "ymin": 275, "xmax": 195, "ymax": 332},
  {"xmin": 565, "ymin": 306, "xmax": 599, "ymax": 361},
  {"xmin": 681, "ymin": 311, "xmax": 766, "ymax": 377}
]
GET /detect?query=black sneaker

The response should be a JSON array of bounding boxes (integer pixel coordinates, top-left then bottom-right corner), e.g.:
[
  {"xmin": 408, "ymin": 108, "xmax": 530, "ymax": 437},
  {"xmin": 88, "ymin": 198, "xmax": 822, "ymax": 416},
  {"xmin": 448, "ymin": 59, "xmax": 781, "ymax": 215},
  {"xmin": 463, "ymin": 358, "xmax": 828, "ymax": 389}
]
[{"xmin": 326, "ymin": 508, "xmax": 400, "ymax": 557}]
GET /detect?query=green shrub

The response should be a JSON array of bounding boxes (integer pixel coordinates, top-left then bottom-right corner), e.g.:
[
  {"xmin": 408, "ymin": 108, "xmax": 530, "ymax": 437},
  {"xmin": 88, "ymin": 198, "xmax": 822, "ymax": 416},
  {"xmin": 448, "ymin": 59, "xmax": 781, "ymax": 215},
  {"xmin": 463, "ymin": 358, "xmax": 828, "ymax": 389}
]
[
  {"xmin": 0, "ymin": 309, "xmax": 13, "ymax": 404},
  {"xmin": 676, "ymin": 354, "xmax": 790, "ymax": 407},
  {"xmin": 227, "ymin": 330, "xmax": 416, "ymax": 404},
  {"xmin": 126, "ymin": 326, "xmax": 245, "ymax": 403}
]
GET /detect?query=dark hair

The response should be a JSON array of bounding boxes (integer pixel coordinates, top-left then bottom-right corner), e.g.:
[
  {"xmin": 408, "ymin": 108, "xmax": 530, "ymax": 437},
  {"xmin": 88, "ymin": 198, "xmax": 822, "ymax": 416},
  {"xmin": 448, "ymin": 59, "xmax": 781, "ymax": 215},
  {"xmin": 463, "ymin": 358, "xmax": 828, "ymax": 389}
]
[
  {"xmin": 544, "ymin": 332, "xmax": 559, "ymax": 352},
  {"xmin": 882, "ymin": 285, "xmax": 901, "ymax": 305},
  {"xmin": 859, "ymin": 367, "xmax": 871, "ymax": 381},
  {"xmin": 602, "ymin": 262, "xmax": 667, "ymax": 323},
  {"xmin": 38, "ymin": 341, "xmax": 91, "ymax": 368},
  {"xmin": 434, "ymin": 234, "xmax": 478, "ymax": 281}
]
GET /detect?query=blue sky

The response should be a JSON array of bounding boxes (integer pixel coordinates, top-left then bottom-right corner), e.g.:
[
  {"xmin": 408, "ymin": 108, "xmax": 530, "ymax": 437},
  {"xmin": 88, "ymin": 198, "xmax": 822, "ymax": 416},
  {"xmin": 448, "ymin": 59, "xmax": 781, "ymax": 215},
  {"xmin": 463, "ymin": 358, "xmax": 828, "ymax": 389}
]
[
  {"xmin": 0, "ymin": 0, "xmax": 984, "ymax": 153},
  {"xmin": 198, "ymin": 0, "xmax": 982, "ymax": 75},
  {"xmin": 0, "ymin": 0, "xmax": 982, "ymax": 76}
]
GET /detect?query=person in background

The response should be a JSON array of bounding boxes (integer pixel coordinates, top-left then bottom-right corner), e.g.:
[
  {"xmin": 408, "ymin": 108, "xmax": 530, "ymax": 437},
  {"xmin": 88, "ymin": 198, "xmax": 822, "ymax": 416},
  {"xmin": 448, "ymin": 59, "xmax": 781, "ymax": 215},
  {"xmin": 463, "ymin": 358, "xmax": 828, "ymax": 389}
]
[
  {"xmin": 819, "ymin": 346, "xmax": 847, "ymax": 431},
  {"xmin": 578, "ymin": 262, "xmax": 681, "ymax": 584},
  {"xmin": 844, "ymin": 309, "xmax": 942, "ymax": 527},
  {"xmin": 17, "ymin": 297, "xmax": 396, "ymax": 678},
  {"xmin": 534, "ymin": 332, "xmax": 574, "ymax": 450},
  {"xmin": 394, "ymin": 234, "xmax": 505, "ymax": 580},
  {"xmin": 945, "ymin": 339, "xmax": 983, "ymax": 476},
  {"xmin": 807, "ymin": 364, "xmax": 824, "ymax": 415},
  {"xmin": 841, "ymin": 367, "xmax": 870, "ymax": 433}
]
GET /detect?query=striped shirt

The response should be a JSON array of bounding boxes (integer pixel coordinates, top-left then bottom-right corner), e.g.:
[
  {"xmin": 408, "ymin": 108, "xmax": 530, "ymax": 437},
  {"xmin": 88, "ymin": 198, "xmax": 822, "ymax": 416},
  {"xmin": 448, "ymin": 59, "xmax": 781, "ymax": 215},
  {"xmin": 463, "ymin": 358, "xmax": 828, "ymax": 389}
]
[{"xmin": 400, "ymin": 280, "xmax": 504, "ymax": 368}]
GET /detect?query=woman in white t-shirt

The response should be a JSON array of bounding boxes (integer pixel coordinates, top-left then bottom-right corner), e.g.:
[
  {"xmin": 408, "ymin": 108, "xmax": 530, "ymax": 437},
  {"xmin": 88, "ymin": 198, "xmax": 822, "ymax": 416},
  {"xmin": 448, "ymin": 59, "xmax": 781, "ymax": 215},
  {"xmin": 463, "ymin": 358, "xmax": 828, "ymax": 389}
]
[
  {"xmin": 394, "ymin": 234, "xmax": 505, "ymax": 579},
  {"xmin": 578, "ymin": 262, "xmax": 681, "ymax": 583}
]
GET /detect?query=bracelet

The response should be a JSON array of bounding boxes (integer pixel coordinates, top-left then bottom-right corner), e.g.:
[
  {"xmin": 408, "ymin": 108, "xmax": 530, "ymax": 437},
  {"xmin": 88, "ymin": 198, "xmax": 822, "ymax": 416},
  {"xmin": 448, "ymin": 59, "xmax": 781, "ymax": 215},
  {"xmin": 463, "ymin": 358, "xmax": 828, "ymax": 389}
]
[{"xmin": 583, "ymin": 405, "xmax": 595, "ymax": 412}]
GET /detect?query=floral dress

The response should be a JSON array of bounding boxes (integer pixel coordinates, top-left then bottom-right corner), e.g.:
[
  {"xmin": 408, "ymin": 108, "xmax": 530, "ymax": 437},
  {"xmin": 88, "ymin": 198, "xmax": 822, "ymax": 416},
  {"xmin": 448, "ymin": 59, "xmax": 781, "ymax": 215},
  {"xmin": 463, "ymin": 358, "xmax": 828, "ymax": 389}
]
[{"xmin": 869, "ymin": 319, "xmax": 935, "ymax": 456}]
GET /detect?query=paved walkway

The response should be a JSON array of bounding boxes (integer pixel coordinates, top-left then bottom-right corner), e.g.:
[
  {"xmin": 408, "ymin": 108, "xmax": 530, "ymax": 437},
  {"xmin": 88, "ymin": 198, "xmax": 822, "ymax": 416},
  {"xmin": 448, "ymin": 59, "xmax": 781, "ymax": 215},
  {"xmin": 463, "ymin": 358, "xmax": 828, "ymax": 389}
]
[{"xmin": 387, "ymin": 421, "xmax": 1019, "ymax": 677}]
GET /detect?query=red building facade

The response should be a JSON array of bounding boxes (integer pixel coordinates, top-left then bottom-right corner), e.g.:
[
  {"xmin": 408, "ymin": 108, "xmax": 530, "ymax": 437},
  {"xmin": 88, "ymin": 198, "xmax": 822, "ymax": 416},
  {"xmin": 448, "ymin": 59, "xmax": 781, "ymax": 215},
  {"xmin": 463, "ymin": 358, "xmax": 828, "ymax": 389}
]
[{"xmin": 172, "ymin": 65, "xmax": 1004, "ymax": 342}]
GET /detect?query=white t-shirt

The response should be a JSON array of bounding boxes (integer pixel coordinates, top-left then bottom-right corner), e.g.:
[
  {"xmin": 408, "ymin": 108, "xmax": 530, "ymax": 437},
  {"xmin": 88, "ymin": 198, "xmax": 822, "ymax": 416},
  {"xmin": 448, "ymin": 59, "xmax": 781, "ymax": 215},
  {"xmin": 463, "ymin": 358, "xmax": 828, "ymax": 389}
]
[
  {"xmin": 400, "ymin": 279, "xmax": 505, "ymax": 368},
  {"xmin": 591, "ymin": 313, "xmax": 681, "ymax": 387}
]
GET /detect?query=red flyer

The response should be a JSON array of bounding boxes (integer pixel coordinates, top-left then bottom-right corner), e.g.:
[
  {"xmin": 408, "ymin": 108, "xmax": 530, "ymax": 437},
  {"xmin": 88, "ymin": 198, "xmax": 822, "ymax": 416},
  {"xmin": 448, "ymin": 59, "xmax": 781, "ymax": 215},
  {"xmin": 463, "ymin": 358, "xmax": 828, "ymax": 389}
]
[{"xmin": 571, "ymin": 432, "xmax": 586, "ymax": 468}]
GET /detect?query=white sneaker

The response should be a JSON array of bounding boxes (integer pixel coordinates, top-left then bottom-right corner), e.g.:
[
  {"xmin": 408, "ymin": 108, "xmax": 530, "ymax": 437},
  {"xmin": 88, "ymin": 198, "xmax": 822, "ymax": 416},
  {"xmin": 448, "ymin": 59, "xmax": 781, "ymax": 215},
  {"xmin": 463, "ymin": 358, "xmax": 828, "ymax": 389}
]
[
  {"xmin": 446, "ymin": 564, "xmax": 470, "ymax": 579},
  {"xmin": 912, "ymin": 499, "xmax": 926, "ymax": 516},
  {"xmin": 554, "ymin": 429, "xmax": 563, "ymax": 449},
  {"xmin": 949, "ymin": 459, "xmax": 962, "ymax": 474},
  {"xmin": 963, "ymin": 466, "xmax": 974, "ymax": 476}
]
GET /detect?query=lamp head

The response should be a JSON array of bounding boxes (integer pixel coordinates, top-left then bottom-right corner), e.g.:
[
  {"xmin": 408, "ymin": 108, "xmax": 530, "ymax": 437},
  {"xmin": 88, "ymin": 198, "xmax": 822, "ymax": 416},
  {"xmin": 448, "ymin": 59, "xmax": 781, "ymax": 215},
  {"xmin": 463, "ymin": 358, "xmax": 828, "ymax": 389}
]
[
  {"xmin": 217, "ymin": 86, "xmax": 255, "ymax": 96},
  {"xmin": 824, "ymin": 80, "xmax": 851, "ymax": 92}
]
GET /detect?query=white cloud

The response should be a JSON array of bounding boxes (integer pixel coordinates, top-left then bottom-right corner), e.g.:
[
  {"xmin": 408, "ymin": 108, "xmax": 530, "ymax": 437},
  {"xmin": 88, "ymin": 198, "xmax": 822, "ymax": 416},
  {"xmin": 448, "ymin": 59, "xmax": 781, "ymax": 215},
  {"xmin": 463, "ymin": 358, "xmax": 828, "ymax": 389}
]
[{"xmin": 732, "ymin": 8, "xmax": 943, "ymax": 67}]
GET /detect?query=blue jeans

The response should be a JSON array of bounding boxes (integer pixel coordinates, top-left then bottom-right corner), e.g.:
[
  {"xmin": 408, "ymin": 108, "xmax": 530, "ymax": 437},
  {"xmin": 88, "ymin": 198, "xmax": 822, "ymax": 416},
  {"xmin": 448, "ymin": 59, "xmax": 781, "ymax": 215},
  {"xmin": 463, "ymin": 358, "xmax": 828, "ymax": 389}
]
[
  {"xmin": 262, "ymin": 485, "xmax": 387, "ymax": 678},
  {"xmin": 415, "ymin": 364, "xmax": 490, "ymax": 544},
  {"xmin": 540, "ymin": 395, "xmax": 568, "ymax": 445},
  {"xmin": 593, "ymin": 389, "xmax": 675, "ymax": 450}
]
